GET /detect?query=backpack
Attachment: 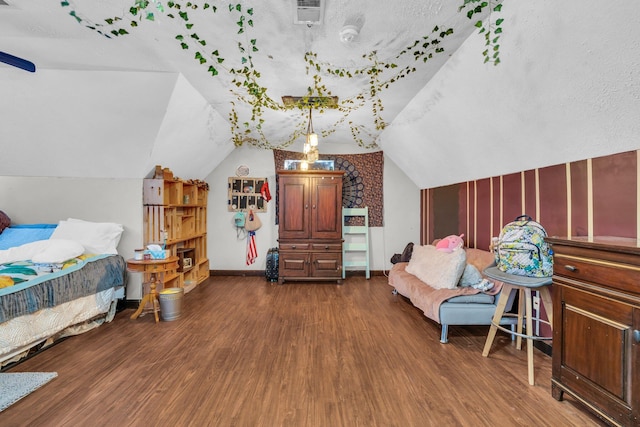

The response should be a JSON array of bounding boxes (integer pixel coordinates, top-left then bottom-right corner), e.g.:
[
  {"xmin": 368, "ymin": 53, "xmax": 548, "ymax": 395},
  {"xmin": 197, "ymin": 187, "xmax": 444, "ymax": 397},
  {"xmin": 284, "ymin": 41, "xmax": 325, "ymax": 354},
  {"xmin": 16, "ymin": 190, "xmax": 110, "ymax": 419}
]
[
  {"xmin": 233, "ymin": 211, "xmax": 246, "ymax": 228},
  {"xmin": 495, "ymin": 215, "xmax": 553, "ymax": 277}
]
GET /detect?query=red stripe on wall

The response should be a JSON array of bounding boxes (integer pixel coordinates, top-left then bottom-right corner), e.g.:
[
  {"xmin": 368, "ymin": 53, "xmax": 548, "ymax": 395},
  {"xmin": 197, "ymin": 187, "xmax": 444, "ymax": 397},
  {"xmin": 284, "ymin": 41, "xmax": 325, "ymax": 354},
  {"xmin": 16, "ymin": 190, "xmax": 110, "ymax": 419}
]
[
  {"xmin": 430, "ymin": 190, "xmax": 436, "ymax": 245},
  {"xmin": 458, "ymin": 183, "xmax": 468, "ymax": 245},
  {"xmin": 420, "ymin": 189, "xmax": 431, "ymax": 245},
  {"xmin": 475, "ymin": 178, "xmax": 492, "ymax": 250},
  {"xmin": 524, "ymin": 170, "xmax": 536, "ymax": 218},
  {"xmin": 538, "ymin": 164, "xmax": 568, "ymax": 237},
  {"xmin": 570, "ymin": 160, "xmax": 589, "ymax": 236},
  {"xmin": 592, "ymin": 151, "xmax": 637, "ymax": 238},
  {"xmin": 420, "ymin": 189, "xmax": 425, "ymax": 244},
  {"xmin": 502, "ymin": 173, "xmax": 523, "ymax": 224},
  {"xmin": 468, "ymin": 182, "xmax": 475, "ymax": 247},
  {"xmin": 492, "ymin": 177, "xmax": 502, "ymax": 243}
]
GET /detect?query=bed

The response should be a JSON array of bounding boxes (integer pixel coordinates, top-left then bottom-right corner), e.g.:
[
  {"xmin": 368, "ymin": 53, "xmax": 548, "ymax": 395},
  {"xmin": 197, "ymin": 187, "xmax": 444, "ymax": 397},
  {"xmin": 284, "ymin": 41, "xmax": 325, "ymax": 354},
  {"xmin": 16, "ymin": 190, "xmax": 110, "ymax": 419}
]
[{"xmin": 0, "ymin": 216, "xmax": 127, "ymax": 367}]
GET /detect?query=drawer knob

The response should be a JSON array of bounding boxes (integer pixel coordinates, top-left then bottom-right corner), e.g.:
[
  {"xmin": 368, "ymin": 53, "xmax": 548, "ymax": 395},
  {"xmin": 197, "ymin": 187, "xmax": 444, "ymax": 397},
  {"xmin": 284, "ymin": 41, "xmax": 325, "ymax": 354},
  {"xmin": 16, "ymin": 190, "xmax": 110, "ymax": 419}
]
[
  {"xmin": 634, "ymin": 330, "xmax": 640, "ymax": 343},
  {"xmin": 291, "ymin": 245, "xmax": 296, "ymax": 249},
  {"xmin": 564, "ymin": 265, "xmax": 577, "ymax": 272},
  {"xmin": 325, "ymin": 245, "xmax": 329, "ymax": 250}
]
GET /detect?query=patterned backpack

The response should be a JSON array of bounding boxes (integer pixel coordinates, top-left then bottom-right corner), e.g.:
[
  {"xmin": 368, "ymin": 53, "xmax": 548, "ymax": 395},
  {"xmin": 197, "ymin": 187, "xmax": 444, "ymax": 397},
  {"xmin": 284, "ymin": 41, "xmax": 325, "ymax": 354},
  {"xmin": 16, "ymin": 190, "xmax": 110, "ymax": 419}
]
[{"xmin": 495, "ymin": 215, "xmax": 553, "ymax": 277}]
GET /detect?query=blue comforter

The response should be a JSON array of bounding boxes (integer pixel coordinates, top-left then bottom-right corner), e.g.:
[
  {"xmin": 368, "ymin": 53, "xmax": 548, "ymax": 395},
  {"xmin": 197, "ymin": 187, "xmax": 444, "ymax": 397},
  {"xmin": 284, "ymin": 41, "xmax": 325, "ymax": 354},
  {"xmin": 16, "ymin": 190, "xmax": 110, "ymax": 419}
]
[{"xmin": 0, "ymin": 254, "xmax": 126, "ymax": 324}]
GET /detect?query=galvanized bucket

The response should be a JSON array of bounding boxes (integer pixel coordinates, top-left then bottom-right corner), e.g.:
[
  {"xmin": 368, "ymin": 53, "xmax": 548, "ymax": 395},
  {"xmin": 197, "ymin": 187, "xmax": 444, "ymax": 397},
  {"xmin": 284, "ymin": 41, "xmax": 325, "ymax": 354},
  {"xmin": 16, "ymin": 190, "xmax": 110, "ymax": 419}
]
[{"xmin": 159, "ymin": 287, "xmax": 184, "ymax": 321}]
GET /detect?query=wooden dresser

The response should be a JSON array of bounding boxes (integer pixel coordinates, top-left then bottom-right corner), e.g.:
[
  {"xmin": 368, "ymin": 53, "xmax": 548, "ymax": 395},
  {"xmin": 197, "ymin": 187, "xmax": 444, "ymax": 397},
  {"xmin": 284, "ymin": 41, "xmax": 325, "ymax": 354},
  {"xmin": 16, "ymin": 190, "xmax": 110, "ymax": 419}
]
[
  {"xmin": 277, "ymin": 170, "xmax": 344, "ymax": 284},
  {"xmin": 546, "ymin": 236, "xmax": 640, "ymax": 426}
]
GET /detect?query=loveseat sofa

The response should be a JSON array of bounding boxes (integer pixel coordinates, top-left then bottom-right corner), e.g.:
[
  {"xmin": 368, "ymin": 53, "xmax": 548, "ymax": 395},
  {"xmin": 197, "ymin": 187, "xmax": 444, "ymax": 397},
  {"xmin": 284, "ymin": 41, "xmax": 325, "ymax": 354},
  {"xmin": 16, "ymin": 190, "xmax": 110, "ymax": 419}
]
[{"xmin": 388, "ymin": 246, "xmax": 517, "ymax": 343}]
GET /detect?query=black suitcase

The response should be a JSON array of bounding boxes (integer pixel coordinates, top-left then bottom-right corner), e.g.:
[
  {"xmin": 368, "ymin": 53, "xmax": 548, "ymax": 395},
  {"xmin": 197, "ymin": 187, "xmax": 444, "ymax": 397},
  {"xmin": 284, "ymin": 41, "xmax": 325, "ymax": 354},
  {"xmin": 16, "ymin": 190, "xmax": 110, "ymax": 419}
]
[{"xmin": 265, "ymin": 247, "xmax": 279, "ymax": 281}]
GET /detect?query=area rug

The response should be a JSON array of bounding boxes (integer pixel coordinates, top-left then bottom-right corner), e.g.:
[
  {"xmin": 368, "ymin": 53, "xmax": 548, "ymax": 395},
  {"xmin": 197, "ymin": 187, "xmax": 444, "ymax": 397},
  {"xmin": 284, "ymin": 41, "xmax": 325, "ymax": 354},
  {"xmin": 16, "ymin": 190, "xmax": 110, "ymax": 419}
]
[{"xmin": 0, "ymin": 372, "xmax": 57, "ymax": 412}]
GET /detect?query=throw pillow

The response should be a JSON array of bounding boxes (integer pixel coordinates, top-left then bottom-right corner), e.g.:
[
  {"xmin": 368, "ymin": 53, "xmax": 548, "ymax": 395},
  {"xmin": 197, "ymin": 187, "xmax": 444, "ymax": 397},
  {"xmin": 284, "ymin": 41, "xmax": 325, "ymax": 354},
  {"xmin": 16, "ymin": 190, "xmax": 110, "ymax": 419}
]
[
  {"xmin": 458, "ymin": 263, "xmax": 483, "ymax": 287},
  {"xmin": 405, "ymin": 245, "xmax": 467, "ymax": 290},
  {"xmin": 50, "ymin": 218, "xmax": 124, "ymax": 254},
  {"xmin": 0, "ymin": 210, "xmax": 10, "ymax": 234}
]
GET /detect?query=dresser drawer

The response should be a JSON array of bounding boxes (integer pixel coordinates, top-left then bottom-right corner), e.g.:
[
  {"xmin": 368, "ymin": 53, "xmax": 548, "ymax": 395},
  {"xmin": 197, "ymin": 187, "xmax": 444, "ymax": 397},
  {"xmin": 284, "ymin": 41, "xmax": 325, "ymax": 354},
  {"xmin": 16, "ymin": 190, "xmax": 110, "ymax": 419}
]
[
  {"xmin": 311, "ymin": 243, "xmax": 342, "ymax": 252},
  {"xmin": 279, "ymin": 242, "xmax": 310, "ymax": 251},
  {"xmin": 553, "ymin": 253, "xmax": 640, "ymax": 295}
]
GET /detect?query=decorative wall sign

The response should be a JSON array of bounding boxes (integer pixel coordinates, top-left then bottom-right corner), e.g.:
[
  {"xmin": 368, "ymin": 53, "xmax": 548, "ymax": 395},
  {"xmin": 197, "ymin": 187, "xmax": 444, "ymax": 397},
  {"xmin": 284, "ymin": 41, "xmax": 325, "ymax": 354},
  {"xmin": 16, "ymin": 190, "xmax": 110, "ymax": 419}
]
[
  {"xmin": 228, "ymin": 177, "xmax": 268, "ymax": 212},
  {"xmin": 235, "ymin": 164, "xmax": 250, "ymax": 176}
]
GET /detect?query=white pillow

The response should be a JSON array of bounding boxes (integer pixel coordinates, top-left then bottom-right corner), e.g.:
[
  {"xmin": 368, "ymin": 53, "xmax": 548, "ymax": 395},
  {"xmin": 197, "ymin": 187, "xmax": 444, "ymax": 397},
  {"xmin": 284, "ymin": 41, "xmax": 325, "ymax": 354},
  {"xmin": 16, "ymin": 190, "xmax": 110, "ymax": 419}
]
[
  {"xmin": 405, "ymin": 245, "xmax": 467, "ymax": 290},
  {"xmin": 0, "ymin": 239, "xmax": 84, "ymax": 264},
  {"xmin": 50, "ymin": 218, "xmax": 124, "ymax": 254}
]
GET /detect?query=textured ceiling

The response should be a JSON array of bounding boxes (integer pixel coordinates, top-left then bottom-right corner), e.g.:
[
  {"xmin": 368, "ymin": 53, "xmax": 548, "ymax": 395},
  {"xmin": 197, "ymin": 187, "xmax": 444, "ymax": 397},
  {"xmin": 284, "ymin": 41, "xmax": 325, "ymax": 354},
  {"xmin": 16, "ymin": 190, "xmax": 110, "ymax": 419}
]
[
  {"xmin": 1, "ymin": 1, "xmax": 639, "ymax": 187},
  {"xmin": 0, "ymin": 0, "xmax": 481, "ymax": 149}
]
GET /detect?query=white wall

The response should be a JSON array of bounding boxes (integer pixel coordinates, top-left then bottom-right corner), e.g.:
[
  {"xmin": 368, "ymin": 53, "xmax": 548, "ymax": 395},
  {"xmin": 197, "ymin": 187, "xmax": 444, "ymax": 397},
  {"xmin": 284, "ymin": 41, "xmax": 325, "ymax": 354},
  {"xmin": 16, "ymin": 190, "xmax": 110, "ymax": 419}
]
[
  {"xmin": 0, "ymin": 176, "xmax": 144, "ymax": 299},
  {"xmin": 205, "ymin": 144, "xmax": 419, "ymax": 274},
  {"xmin": 0, "ymin": 150, "xmax": 418, "ymax": 301}
]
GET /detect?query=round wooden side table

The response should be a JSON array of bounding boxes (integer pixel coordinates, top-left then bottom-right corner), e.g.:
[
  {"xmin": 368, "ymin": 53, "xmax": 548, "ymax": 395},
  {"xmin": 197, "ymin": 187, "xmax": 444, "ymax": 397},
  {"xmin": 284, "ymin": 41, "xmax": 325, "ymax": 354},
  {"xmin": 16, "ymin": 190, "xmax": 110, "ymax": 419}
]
[
  {"xmin": 481, "ymin": 266, "xmax": 553, "ymax": 386},
  {"xmin": 127, "ymin": 256, "xmax": 179, "ymax": 323}
]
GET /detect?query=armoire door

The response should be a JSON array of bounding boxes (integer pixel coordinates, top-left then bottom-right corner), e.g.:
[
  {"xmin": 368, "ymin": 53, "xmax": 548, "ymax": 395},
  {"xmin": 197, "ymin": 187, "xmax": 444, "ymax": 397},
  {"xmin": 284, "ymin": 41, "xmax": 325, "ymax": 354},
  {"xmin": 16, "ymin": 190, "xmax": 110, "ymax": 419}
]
[
  {"xmin": 310, "ymin": 175, "xmax": 342, "ymax": 240},
  {"xmin": 278, "ymin": 174, "xmax": 310, "ymax": 240}
]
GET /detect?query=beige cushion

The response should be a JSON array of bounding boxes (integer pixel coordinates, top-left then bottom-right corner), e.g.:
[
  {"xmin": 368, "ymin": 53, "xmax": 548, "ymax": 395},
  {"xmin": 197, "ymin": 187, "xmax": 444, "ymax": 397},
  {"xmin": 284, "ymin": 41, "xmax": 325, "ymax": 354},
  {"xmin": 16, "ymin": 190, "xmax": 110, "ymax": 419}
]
[{"xmin": 405, "ymin": 245, "xmax": 467, "ymax": 290}]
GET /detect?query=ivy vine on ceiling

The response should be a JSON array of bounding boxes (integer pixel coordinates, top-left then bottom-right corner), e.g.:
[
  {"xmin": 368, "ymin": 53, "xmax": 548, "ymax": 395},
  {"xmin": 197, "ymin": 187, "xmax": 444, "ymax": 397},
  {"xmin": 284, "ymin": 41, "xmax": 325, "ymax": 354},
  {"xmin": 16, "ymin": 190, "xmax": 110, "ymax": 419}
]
[{"xmin": 60, "ymin": 0, "xmax": 504, "ymax": 150}]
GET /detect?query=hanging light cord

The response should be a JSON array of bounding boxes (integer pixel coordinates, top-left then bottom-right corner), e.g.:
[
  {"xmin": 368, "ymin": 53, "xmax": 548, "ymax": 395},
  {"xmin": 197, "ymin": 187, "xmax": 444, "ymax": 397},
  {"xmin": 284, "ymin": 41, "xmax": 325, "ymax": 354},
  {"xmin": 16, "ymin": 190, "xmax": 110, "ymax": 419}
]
[{"xmin": 307, "ymin": 106, "xmax": 314, "ymax": 137}]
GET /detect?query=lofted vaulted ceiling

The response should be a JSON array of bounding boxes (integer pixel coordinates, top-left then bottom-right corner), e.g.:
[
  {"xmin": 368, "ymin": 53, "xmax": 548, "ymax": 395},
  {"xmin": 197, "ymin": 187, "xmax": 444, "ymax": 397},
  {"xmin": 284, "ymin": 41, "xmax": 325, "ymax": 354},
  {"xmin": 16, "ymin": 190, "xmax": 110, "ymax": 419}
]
[{"xmin": 1, "ymin": 1, "xmax": 639, "ymax": 187}]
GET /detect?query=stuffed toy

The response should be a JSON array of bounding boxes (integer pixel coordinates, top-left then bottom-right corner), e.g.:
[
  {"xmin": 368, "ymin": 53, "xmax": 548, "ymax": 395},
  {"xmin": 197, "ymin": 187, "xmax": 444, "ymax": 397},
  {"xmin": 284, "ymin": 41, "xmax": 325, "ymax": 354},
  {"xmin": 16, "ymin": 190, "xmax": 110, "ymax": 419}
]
[
  {"xmin": 472, "ymin": 278, "xmax": 494, "ymax": 292},
  {"xmin": 435, "ymin": 234, "xmax": 465, "ymax": 253}
]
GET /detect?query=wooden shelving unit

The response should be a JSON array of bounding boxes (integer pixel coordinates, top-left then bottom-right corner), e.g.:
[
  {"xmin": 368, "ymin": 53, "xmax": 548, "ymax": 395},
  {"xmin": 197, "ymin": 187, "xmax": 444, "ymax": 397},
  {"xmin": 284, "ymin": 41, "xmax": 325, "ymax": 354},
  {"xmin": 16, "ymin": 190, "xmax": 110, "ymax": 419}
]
[{"xmin": 143, "ymin": 167, "xmax": 209, "ymax": 293}]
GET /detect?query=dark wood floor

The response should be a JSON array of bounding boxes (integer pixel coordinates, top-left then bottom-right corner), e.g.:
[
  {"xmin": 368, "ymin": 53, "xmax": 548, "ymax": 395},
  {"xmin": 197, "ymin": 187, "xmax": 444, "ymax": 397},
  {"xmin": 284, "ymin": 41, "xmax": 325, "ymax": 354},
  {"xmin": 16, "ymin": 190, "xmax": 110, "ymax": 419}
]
[{"xmin": 3, "ymin": 275, "xmax": 606, "ymax": 426}]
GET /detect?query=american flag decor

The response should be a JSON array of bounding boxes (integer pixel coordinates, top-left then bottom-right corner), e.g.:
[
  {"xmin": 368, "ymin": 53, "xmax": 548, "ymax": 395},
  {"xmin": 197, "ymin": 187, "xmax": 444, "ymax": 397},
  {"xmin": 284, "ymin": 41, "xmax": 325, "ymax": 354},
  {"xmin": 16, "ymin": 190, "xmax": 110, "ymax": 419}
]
[{"xmin": 246, "ymin": 230, "xmax": 257, "ymax": 265}]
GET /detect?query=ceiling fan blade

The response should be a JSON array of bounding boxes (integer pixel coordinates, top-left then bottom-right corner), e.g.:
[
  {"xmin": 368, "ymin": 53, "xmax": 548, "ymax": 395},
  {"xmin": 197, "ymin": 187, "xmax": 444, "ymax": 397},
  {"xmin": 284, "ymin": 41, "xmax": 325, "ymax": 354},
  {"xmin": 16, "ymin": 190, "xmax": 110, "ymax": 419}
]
[{"xmin": 0, "ymin": 51, "xmax": 36, "ymax": 72}]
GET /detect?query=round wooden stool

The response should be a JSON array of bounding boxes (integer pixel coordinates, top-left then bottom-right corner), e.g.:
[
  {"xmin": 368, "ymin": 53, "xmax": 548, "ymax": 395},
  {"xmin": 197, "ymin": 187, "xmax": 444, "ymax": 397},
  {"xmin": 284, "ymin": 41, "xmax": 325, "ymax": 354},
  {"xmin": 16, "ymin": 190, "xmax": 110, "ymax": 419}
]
[{"xmin": 482, "ymin": 266, "xmax": 553, "ymax": 386}]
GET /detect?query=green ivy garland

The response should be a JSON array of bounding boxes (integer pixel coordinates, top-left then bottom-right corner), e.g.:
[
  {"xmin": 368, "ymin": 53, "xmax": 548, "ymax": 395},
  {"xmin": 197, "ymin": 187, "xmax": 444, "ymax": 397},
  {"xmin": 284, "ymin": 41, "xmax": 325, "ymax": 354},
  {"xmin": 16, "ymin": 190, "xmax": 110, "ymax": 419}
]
[
  {"xmin": 60, "ymin": 0, "xmax": 503, "ymax": 149},
  {"xmin": 460, "ymin": 0, "xmax": 504, "ymax": 65}
]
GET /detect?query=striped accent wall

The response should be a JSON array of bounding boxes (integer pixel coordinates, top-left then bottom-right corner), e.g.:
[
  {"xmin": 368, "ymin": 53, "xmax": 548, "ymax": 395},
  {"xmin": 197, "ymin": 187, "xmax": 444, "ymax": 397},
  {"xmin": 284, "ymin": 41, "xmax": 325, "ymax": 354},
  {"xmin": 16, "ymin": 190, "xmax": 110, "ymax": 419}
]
[{"xmin": 422, "ymin": 150, "xmax": 639, "ymax": 250}]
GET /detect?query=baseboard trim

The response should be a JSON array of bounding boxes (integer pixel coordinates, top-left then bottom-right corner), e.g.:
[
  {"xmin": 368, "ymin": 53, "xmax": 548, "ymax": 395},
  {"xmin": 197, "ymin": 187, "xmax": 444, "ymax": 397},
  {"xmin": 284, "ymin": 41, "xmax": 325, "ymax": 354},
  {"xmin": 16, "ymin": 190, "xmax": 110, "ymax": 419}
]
[
  {"xmin": 534, "ymin": 340, "xmax": 553, "ymax": 357},
  {"xmin": 210, "ymin": 270, "xmax": 265, "ymax": 276},
  {"xmin": 210, "ymin": 270, "xmax": 387, "ymax": 277}
]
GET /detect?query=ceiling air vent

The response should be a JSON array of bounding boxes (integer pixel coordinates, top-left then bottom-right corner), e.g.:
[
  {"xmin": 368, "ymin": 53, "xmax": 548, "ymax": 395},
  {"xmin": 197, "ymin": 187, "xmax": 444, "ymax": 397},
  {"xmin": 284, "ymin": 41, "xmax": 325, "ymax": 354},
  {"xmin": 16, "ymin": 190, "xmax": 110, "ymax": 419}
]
[{"xmin": 293, "ymin": 0, "xmax": 324, "ymax": 26}]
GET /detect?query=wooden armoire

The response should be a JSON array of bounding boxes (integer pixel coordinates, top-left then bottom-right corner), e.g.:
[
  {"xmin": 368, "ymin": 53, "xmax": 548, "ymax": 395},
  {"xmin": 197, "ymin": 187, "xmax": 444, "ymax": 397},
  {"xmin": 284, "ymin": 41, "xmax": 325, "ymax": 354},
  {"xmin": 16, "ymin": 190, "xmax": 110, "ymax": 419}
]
[{"xmin": 277, "ymin": 170, "xmax": 344, "ymax": 284}]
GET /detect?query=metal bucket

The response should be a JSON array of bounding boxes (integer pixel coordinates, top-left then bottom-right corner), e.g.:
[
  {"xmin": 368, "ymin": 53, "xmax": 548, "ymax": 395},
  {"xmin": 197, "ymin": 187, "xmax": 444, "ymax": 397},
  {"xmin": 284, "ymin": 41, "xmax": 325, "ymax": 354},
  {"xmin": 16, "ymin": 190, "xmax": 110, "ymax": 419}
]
[{"xmin": 159, "ymin": 287, "xmax": 184, "ymax": 321}]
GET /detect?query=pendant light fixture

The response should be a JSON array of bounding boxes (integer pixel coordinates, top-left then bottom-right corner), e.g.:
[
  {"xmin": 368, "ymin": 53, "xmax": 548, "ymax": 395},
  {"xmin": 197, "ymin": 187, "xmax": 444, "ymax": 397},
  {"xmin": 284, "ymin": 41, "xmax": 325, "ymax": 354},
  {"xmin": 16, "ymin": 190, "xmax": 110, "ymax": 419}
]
[
  {"xmin": 302, "ymin": 106, "xmax": 319, "ymax": 169},
  {"xmin": 282, "ymin": 96, "xmax": 338, "ymax": 170}
]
